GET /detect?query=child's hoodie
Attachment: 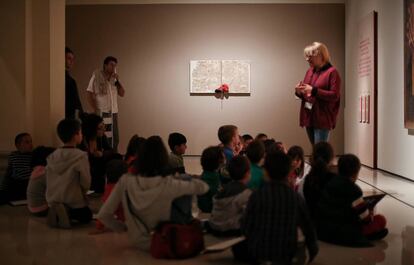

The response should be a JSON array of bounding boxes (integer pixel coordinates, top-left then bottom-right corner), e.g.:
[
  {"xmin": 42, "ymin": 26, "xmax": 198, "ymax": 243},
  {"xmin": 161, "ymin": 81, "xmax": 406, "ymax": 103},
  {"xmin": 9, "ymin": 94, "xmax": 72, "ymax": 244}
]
[
  {"xmin": 210, "ymin": 181, "xmax": 252, "ymax": 231},
  {"xmin": 46, "ymin": 148, "xmax": 91, "ymax": 208}
]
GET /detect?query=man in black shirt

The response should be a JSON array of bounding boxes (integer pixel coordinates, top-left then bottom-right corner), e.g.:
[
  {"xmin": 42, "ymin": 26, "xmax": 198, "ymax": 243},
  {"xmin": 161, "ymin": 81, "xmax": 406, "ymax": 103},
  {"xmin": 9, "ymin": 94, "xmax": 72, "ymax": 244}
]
[{"xmin": 65, "ymin": 47, "xmax": 83, "ymax": 119}]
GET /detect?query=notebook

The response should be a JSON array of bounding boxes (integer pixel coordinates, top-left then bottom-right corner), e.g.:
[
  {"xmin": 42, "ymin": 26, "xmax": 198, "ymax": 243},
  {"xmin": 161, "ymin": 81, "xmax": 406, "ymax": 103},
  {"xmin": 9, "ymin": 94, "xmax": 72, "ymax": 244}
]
[
  {"xmin": 202, "ymin": 236, "xmax": 246, "ymax": 254},
  {"xmin": 363, "ymin": 193, "xmax": 386, "ymax": 210},
  {"xmin": 8, "ymin": 200, "xmax": 27, "ymax": 206}
]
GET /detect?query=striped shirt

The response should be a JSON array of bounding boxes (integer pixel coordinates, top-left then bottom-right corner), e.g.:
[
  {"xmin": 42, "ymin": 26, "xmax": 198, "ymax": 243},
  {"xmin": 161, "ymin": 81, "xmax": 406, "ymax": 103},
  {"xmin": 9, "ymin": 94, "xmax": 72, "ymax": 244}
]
[
  {"xmin": 242, "ymin": 181, "xmax": 318, "ymax": 263},
  {"xmin": 5, "ymin": 151, "xmax": 32, "ymax": 181}
]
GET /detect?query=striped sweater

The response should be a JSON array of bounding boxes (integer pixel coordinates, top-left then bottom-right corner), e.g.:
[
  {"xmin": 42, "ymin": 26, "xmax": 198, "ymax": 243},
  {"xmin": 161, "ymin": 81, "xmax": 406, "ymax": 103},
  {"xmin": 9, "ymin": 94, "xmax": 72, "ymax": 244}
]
[
  {"xmin": 4, "ymin": 151, "xmax": 32, "ymax": 181},
  {"xmin": 242, "ymin": 181, "xmax": 318, "ymax": 263}
]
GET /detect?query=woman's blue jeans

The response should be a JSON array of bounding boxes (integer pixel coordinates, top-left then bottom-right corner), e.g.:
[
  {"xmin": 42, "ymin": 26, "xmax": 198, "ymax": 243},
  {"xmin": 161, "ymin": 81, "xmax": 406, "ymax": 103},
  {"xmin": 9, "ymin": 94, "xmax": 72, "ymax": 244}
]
[{"xmin": 306, "ymin": 127, "xmax": 330, "ymax": 145}]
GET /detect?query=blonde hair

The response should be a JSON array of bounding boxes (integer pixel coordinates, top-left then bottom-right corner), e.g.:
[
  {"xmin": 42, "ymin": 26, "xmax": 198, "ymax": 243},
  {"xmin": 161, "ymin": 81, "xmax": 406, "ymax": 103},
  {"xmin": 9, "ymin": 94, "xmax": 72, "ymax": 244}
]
[{"xmin": 304, "ymin": 42, "xmax": 331, "ymax": 63}]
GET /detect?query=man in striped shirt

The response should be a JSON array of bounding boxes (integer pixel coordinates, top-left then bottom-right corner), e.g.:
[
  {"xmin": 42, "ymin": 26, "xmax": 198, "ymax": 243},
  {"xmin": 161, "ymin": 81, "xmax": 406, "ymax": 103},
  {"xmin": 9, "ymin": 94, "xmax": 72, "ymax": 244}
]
[{"xmin": 1, "ymin": 133, "xmax": 33, "ymax": 202}]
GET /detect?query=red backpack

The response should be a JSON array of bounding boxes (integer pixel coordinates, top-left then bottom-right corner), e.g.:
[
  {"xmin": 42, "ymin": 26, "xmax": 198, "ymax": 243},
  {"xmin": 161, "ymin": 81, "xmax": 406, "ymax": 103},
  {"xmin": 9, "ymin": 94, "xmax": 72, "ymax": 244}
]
[
  {"xmin": 125, "ymin": 191, "xmax": 204, "ymax": 259},
  {"xmin": 150, "ymin": 220, "xmax": 205, "ymax": 259}
]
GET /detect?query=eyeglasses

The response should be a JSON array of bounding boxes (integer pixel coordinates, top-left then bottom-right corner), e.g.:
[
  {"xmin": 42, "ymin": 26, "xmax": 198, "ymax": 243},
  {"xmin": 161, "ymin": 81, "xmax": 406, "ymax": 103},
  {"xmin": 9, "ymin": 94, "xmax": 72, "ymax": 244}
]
[{"xmin": 305, "ymin": 53, "xmax": 321, "ymax": 60}]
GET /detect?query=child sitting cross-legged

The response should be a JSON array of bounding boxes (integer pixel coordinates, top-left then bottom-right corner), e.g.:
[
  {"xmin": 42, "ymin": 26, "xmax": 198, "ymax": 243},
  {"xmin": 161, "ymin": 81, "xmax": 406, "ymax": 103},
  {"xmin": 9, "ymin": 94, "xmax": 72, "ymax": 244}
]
[
  {"xmin": 236, "ymin": 151, "xmax": 319, "ymax": 264},
  {"xmin": 217, "ymin": 125, "xmax": 239, "ymax": 185},
  {"xmin": 303, "ymin": 141, "xmax": 336, "ymax": 219},
  {"xmin": 246, "ymin": 140, "xmax": 265, "ymax": 190},
  {"xmin": 79, "ymin": 113, "xmax": 114, "ymax": 193},
  {"xmin": 95, "ymin": 158, "xmax": 128, "ymax": 232},
  {"xmin": 197, "ymin": 146, "xmax": 225, "ymax": 213},
  {"xmin": 124, "ymin": 135, "xmax": 146, "ymax": 174},
  {"xmin": 46, "ymin": 119, "xmax": 92, "ymax": 228},
  {"xmin": 97, "ymin": 136, "xmax": 209, "ymax": 251},
  {"xmin": 316, "ymin": 154, "xmax": 388, "ymax": 247},
  {"xmin": 208, "ymin": 155, "xmax": 252, "ymax": 237},
  {"xmin": 168, "ymin": 132, "xmax": 187, "ymax": 175},
  {"xmin": 0, "ymin": 133, "xmax": 33, "ymax": 203},
  {"xmin": 287, "ymin": 145, "xmax": 311, "ymax": 193},
  {"xmin": 27, "ymin": 146, "xmax": 55, "ymax": 216},
  {"xmin": 239, "ymin": 134, "xmax": 253, "ymax": 155}
]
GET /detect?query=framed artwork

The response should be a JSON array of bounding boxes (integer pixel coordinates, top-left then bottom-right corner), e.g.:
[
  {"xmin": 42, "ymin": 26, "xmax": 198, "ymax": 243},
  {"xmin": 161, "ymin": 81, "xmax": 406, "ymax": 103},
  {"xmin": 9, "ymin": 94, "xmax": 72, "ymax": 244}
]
[
  {"xmin": 405, "ymin": 0, "xmax": 414, "ymax": 128},
  {"xmin": 190, "ymin": 60, "xmax": 250, "ymax": 95}
]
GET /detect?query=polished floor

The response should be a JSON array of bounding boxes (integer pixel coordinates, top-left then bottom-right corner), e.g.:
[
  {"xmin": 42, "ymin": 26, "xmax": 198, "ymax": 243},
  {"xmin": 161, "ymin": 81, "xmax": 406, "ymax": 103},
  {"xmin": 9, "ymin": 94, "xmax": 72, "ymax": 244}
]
[{"xmin": 0, "ymin": 157, "xmax": 413, "ymax": 265}]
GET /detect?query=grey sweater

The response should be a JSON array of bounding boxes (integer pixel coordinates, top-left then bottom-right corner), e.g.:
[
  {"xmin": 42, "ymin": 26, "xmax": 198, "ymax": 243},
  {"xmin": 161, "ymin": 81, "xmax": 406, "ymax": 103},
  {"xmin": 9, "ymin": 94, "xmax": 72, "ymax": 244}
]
[
  {"xmin": 46, "ymin": 148, "xmax": 91, "ymax": 208},
  {"xmin": 210, "ymin": 181, "xmax": 252, "ymax": 232},
  {"xmin": 97, "ymin": 173, "xmax": 209, "ymax": 250},
  {"xmin": 27, "ymin": 166, "xmax": 48, "ymax": 213}
]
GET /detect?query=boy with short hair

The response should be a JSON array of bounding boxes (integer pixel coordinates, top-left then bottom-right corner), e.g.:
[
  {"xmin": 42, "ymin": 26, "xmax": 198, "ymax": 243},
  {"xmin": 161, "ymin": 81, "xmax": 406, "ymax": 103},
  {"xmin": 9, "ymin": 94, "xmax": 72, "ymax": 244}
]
[
  {"xmin": 239, "ymin": 151, "xmax": 318, "ymax": 264},
  {"xmin": 218, "ymin": 125, "xmax": 239, "ymax": 163},
  {"xmin": 317, "ymin": 154, "xmax": 388, "ymax": 246},
  {"xmin": 197, "ymin": 146, "xmax": 225, "ymax": 213},
  {"xmin": 1, "ymin": 133, "xmax": 33, "ymax": 203},
  {"xmin": 255, "ymin": 133, "xmax": 268, "ymax": 141},
  {"xmin": 217, "ymin": 125, "xmax": 239, "ymax": 184},
  {"xmin": 240, "ymin": 134, "xmax": 253, "ymax": 155},
  {"xmin": 46, "ymin": 119, "xmax": 92, "ymax": 228},
  {"xmin": 209, "ymin": 155, "xmax": 252, "ymax": 236},
  {"xmin": 167, "ymin": 132, "xmax": 195, "ymax": 224},
  {"xmin": 168, "ymin": 132, "xmax": 187, "ymax": 174},
  {"xmin": 246, "ymin": 140, "xmax": 265, "ymax": 190}
]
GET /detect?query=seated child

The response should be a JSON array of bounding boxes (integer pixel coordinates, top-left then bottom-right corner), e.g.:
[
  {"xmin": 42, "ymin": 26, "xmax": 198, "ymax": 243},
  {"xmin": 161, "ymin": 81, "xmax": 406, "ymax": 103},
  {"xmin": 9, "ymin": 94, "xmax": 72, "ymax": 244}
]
[
  {"xmin": 197, "ymin": 146, "xmax": 225, "ymax": 213},
  {"xmin": 303, "ymin": 141, "xmax": 336, "ymax": 218},
  {"xmin": 263, "ymin": 138, "xmax": 277, "ymax": 154},
  {"xmin": 79, "ymin": 113, "xmax": 113, "ymax": 193},
  {"xmin": 238, "ymin": 151, "xmax": 319, "ymax": 264},
  {"xmin": 317, "ymin": 154, "xmax": 388, "ymax": 247},
  {"xmin": 96, "ymin": 159, "xmax": 128, "ymax": 231},
  {"xmin": 209, "ymin": 155, "xmax": 252, "ymax": 237},
  {"xmin": 287, "ymin": 145, "xmax": 311, "ymax": 192},
  {"xmin": 234, "ymin": 135, "xmax": 243, "ymax": 156},
  {"xmin": 275, "ymin": 141, "xmax": 287, "ymax": 153},
  {"xmin": 255, "ymin": 133, "xmax": 268, "ymax": 141},
  {"xmin": 240, "ymin": 134, "xmax": 253, "ymax": 155},
  {"xmin": 1, "ymin": 133, "xmax": 33, "ymax": 202},
  {"xmin": 27, "ymin": 146, "xmax": 55, "ymax": 216},
  {"xmin": 124, "ymin": 135, "xmax": 146, "ymax": 174},
  {"xmin": 125, "ymin": 134, "xmax": 139, "ymax": 165},
  {"xmin": 167, "ymin": 132, "xmax": 197, "ymax": 224},
  {"xmin": 97, "ymin": 136, "xmax": 209, "ymax": 251},
  {"xmin": 46, "ymin": 119, "xmax": 92, "ymax": 228},
  {"xmin": 168, "ymin": 132, "xmax": 187, "ymax": 174},
  {"xmin": 246, "ymin": 140, "xmax": 265, "ymax": 190},
  {"xmin": 217, "ymin": 125, "xmax": 239, "ymax": 184}
]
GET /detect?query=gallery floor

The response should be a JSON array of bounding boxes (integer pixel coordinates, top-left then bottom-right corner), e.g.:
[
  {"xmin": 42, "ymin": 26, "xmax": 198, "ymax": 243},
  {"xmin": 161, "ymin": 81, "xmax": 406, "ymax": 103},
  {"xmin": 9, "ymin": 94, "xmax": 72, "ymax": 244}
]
[{"xmin": 1, "ymin": 157, "xmax": 413, "ymax": 265}]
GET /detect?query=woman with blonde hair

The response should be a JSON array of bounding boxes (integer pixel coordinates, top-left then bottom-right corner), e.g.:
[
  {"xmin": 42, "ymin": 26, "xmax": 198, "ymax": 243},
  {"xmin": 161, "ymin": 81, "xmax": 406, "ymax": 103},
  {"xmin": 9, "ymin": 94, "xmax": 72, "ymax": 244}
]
[{"xmin": 295, "ymin": 42, "xmax": 341, "ymax": 144}]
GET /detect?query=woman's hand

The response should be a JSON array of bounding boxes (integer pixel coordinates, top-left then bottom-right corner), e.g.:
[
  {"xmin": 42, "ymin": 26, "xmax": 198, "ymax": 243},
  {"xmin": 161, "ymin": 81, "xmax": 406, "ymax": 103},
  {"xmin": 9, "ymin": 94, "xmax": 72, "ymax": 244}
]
[
  {"xmin": 297, "ymin": 83, "xmax": 313, "ymax": 97},
  {"xmin": 295, "ymin": 82, "xmax": 304, "ymax": 95}
]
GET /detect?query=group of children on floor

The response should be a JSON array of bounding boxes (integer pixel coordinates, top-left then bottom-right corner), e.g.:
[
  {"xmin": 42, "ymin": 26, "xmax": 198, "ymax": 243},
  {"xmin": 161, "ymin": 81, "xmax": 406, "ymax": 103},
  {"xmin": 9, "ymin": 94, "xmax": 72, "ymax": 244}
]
[{"xmin": 0, "ymin": 119, "xmax": 389, "ymax": 264}]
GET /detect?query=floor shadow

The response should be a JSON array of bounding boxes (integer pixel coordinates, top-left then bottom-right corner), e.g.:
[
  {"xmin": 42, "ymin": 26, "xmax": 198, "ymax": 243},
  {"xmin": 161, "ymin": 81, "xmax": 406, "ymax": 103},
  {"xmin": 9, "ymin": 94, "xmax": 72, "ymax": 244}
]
[{"xmin": 402, "ymin": 226, "xmax": 414, "ymax": 265}]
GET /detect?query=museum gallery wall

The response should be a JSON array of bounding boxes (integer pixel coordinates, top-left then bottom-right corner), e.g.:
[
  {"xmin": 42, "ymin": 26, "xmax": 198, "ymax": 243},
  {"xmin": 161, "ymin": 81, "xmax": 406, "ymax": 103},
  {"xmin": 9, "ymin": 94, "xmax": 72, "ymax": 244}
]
[{"xmin": 66, "ymin": 4, "xmax": 345, "ymax": 155}]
